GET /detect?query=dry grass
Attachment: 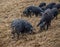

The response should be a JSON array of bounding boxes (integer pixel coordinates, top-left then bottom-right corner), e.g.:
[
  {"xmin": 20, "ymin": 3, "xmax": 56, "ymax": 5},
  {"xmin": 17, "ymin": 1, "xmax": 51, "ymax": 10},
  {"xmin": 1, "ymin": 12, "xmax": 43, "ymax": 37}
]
[{"xmin": 0, "ymin": 0, "xmax": 60, "ymax": 47}]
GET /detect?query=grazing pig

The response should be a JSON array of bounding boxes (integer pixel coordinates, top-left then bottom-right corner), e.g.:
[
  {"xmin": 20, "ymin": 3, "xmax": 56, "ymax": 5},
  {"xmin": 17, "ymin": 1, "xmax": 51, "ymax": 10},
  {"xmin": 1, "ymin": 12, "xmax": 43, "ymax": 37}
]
[
  {"xmin": 45, "ymin": 2, "xmax": 56, "ymax": 9},
  {"xmin": 39, "ymin": 2, "xmax": 46, "ymax": 7},
  {"xmin": 39, "ymin": 2, "xmax": 46, "ymax": 11},
  {"xmin": 11, "ymin": 19, "xmax": 34, "ymax": 39},
  {"xmin": 37, "ymin": 9, "xmax": 54, "ymax": 31},
  {"xmin": 23, "ymin": 6, "xmax": 43, "ymax": 17}
]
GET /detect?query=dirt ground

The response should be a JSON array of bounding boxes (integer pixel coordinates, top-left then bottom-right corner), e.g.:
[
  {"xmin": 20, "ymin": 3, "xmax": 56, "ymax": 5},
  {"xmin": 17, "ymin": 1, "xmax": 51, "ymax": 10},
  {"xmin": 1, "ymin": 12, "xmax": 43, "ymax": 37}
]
[{"xmin": 0, "ymin": 0, "xmax": 60, "ymax": 47}]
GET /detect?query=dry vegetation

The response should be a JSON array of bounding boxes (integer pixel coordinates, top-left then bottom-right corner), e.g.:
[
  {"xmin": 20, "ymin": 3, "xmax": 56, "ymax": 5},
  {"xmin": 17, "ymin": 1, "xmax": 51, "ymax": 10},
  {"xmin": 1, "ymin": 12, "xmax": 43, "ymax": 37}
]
[{"xmin": 0, "ymin": 0, "xmax": 60, "ymax": 47}]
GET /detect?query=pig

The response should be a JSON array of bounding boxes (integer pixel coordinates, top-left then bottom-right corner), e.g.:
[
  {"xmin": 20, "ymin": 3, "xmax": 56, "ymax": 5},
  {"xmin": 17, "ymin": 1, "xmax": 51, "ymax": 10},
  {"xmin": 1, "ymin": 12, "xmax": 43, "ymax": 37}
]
[
  {"xmin": 23, "ymin": 6, "xmax": 44, "ymax": 17},
  {"xmin": 37, "ymin": 9, "xmax": 54, "ymax": 31},
  {"xmin": 45, "ymin": 2, "xmax": 56, "ymax": 9},
  {"xmin": 39, "ymin": 2, "xmax": 46, "ymax": 7},
  {"xmin": 11, "ymin": 19, "xmax": 34, "ymax": 39}
]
